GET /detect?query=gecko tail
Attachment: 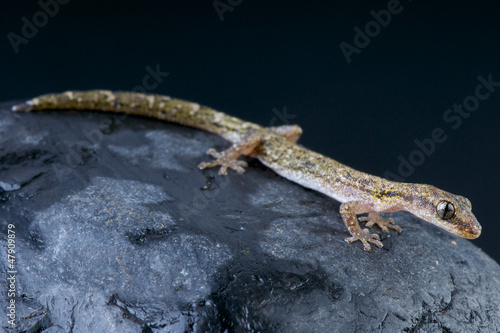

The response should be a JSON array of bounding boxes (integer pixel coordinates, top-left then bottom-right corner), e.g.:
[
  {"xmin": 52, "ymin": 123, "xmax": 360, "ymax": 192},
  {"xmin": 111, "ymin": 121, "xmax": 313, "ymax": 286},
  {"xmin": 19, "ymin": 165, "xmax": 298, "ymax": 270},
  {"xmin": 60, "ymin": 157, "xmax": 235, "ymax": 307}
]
[{"xmin": 12, "ymin": 101, "xmax": 33, "ymax": 112}]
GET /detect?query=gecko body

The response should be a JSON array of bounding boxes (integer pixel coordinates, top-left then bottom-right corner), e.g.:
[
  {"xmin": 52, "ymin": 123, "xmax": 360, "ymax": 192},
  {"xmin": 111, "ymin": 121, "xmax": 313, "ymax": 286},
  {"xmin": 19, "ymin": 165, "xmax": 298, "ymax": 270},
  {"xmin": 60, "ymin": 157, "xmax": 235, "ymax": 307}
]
[{"xmin": 12, "ymin": 90, "xmax": 481, "ymax": 251}]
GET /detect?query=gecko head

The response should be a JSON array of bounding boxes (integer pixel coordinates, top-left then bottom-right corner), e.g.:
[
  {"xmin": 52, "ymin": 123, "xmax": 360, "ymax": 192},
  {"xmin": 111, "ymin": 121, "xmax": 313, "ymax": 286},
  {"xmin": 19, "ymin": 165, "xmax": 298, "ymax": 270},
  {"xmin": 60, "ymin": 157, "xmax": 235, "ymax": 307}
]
[{"xmin": 411, "ymin": 185, "xmax": 481, "ymax": 239}]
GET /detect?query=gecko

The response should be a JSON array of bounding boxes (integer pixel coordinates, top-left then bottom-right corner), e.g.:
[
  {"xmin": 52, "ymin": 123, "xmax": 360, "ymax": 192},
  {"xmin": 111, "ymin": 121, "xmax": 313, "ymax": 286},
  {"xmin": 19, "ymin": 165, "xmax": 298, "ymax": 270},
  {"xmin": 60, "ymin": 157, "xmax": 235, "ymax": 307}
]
[{"xmin": 12, "ymin": 90, "xmax": 482, "ymax": 251}]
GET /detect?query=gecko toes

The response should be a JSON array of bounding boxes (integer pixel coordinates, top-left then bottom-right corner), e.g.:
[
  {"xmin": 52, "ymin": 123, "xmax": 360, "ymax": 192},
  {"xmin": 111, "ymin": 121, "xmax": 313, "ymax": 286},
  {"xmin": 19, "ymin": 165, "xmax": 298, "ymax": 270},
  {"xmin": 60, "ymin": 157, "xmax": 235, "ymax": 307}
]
[
  {"xmin": 206, "ymin": 148, "xmax": 222, "ymax": 159},
  {"xmin": 218, "ymin": 165, "xmax": 228, "ymax": 175},
  {"xmin": 199, "ymin": 149, "xmax": 248, "ymax": 175},
  {"xmin": 345, "ymin": 230, "xmax": 383, "ymax": 251},
  {"xmin": 360, "ymin": 213, "xmax": 402, "ymax": 233}
]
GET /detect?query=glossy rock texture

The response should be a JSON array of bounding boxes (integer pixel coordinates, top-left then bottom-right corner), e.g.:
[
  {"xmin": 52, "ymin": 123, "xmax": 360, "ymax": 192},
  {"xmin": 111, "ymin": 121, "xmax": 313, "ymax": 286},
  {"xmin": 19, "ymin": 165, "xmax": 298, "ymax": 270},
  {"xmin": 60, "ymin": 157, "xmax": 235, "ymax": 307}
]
[{"xmin": 1, "ymin": 102, "xmax": 499, "ymax": 332}]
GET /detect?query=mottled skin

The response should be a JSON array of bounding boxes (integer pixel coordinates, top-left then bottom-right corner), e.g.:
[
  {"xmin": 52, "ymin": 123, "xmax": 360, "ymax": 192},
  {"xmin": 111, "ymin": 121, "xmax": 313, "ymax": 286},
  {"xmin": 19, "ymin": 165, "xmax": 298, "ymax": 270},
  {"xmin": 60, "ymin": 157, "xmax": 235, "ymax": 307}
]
[{"xmin": 12, "ymin": 90, "xmax": 482, "ymax": 251}]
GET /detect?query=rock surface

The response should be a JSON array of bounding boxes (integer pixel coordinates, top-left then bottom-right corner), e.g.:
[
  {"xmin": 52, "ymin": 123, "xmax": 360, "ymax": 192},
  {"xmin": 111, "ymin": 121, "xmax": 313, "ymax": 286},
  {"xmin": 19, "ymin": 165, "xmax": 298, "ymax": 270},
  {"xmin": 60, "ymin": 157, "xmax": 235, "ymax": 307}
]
[{"xmin": 1, "ymin": 101, "xmax": 499, "ymax": 332}]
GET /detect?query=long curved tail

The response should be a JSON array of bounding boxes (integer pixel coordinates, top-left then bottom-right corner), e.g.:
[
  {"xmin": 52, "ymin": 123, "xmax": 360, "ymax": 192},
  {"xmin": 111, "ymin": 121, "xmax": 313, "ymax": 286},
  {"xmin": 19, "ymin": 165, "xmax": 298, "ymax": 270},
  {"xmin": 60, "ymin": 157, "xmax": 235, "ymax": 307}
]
[{"xmin": 12, "ymin": 90, "xmax": 259, "ymax": 142}]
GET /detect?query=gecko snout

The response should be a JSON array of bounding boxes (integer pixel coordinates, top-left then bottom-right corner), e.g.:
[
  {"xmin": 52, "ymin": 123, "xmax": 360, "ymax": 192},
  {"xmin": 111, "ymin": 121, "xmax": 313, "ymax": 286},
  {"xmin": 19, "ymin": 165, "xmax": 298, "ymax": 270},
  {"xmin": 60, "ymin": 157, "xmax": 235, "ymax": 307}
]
[
  {"xmin": 466, "ymin": 224, "xmax": 482, "ymax": 239},
  {"xmin": 456, "ymin": 217, "xmax": 482, "ymax": 239}
]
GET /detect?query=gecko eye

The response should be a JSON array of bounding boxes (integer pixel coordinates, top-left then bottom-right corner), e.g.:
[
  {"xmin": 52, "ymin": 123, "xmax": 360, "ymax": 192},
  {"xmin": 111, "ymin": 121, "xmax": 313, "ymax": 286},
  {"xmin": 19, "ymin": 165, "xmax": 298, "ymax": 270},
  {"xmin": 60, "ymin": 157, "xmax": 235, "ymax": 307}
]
[{"xmin": 437, "ymin": 201, "xmax": 455, "ymax": 220}]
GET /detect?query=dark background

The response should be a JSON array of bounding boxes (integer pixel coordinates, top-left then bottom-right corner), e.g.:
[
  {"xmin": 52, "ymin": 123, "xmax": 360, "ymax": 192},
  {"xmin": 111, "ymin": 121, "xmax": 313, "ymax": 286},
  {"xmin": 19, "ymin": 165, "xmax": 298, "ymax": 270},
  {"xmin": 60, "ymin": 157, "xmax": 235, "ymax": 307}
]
[{"xmin": 2, "ymin": 1, "xmax": 499, "ymax": 262}]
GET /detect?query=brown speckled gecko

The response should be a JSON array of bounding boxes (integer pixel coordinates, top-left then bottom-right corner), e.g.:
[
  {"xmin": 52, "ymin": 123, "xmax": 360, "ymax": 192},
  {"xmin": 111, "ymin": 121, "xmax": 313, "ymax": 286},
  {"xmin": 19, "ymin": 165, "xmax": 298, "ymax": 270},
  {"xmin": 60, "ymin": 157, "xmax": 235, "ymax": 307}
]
[{"xmin": 12, "ymin": 90, "xmax": 482, "ymax": 251}]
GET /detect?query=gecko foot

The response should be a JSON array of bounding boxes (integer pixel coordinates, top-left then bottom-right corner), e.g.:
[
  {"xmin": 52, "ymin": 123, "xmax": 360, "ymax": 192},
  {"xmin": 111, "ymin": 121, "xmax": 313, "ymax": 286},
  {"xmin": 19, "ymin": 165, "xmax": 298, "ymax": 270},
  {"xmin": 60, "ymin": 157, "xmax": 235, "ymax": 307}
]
[
  {"xmin": 198, "ymin": 148, "xmax": 248, "ymax": 175},
  {"xmin": 359, "ymin": 212, "xmax": 402, "ymax": 233},
  {"xmin": 345, "ymin": 229, "xmax": 383, "ymax": 251}
]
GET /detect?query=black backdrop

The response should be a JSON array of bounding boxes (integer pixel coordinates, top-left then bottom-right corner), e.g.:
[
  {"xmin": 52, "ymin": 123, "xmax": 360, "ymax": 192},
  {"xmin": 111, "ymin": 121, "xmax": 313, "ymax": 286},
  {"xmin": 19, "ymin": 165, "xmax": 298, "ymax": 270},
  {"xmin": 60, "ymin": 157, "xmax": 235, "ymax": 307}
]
[{"xmin": 2, "ymin": 1, "xmax": 499, "ymax": 262}]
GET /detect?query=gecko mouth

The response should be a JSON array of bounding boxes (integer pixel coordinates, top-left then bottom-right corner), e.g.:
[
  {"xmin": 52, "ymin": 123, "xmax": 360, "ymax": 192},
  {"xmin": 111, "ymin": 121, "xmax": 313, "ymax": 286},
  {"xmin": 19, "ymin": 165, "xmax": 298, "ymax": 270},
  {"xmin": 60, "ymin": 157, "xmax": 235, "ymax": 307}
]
[
  {"xmin": 452, "ymin": 222, "xmax": 481, "ymax": 239},
  {"xmin": 441, "ymin": 220, "xmax": 481, "ymax": 239},
  {"xmin": 463, "ymin": 226, "xmax": 482, "ymax": 239}
]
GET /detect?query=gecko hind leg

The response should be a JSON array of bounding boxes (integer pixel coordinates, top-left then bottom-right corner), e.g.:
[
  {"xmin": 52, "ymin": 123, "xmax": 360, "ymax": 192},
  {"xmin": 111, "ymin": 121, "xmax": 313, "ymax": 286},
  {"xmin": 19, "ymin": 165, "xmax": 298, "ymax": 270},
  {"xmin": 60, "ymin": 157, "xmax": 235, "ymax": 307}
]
[
  {"xmin": 198, "ymin": 132, "xmax": 261, "ymax": 175},
  {"xmin": 199, "ymin": 148, "xmax": 248, "ymax": 175},
  {"xmin": 359, "ymin": 212, "xmax": 402, "ymax": 233}
]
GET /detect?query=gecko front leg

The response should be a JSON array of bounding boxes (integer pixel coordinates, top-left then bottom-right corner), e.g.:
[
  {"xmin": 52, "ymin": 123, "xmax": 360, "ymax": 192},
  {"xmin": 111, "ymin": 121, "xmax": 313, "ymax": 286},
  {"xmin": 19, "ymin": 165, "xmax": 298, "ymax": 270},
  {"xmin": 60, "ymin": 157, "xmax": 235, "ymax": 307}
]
[{"xmin": 340, "ymin": 201, "xmax": 384, "ymax": 251}]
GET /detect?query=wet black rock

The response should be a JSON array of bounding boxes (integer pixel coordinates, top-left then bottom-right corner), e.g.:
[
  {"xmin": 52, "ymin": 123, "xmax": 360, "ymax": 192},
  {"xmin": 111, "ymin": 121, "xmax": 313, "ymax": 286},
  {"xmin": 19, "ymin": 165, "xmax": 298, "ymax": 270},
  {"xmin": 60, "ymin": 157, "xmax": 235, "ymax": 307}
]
[{"xmin": 1, "ymin": 101, "xmax": 499, "ymax": 332}]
